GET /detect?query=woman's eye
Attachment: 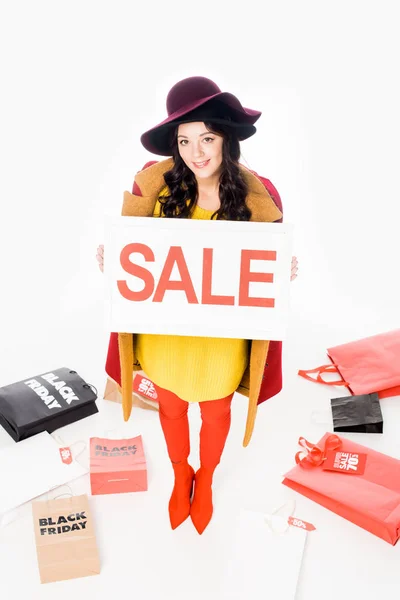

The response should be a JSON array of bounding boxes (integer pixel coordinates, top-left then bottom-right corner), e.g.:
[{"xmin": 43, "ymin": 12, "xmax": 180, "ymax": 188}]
[{"xmin": 179, "ymin": 137, "xmax": 214, "ymax": 145}]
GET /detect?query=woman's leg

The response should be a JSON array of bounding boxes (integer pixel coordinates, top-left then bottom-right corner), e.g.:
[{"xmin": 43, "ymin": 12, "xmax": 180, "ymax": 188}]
[
  {"xmin": 157, "ymin": 385, "xmax": 195, "ymax": 529},
  {"xmin": 190, "ymin": 392, "xmax": 234, "ymax": 534},
  {"xmin": 199, "ymin": 393, "xmax": 234, "ymax": 468},
  {"xmin": 158, "ymin": 386, "xmax": 190, "ymax": 462}
]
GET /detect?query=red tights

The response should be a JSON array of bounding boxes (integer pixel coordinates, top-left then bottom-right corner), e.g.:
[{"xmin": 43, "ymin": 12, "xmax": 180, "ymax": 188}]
[{"xmin": 157, "ymin": 385, "xmax": 234, "ymax": 469}]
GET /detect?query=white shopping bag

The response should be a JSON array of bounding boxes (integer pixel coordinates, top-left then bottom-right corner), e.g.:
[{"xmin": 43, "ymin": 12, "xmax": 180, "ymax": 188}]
[
  {"xmin": 220, "ymin": 509, "xmax": 307, "ymax": 600},
  {"xmin": 0, "ymin": 431, "xmax": 87, "ymax": 522}
]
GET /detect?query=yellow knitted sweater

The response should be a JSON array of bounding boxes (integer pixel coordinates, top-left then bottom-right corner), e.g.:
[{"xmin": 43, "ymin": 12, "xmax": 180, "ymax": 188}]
[{"xmin": 135, "ymin": 188, "xmax": 249, "ymax": 402}]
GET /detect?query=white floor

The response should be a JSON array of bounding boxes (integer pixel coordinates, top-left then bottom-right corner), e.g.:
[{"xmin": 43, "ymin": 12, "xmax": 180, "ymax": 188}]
[{"xmin": 1, "ymin": 274, "xmax": 400, "ymax": 599}]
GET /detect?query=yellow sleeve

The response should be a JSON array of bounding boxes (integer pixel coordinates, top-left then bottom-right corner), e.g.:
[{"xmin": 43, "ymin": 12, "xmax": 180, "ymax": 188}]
[
  {"xmin": 153, "ymin": 199, "xmax": 162, "ymax": 217},
  {"xmin": 153, "ymin": 185, "xmax": 170, "ymax": 217}
]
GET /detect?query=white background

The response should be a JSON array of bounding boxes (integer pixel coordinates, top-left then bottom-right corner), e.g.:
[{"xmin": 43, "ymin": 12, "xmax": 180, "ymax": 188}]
[{"xmin": 1, "ymin": 0, "xmax": 400, "ymax": 598}]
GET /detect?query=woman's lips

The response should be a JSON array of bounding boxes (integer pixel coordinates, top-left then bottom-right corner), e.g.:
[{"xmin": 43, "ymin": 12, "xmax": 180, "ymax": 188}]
[{"xmin": 193, "ymin": 159, "xmax": 210, "ymax": 169}]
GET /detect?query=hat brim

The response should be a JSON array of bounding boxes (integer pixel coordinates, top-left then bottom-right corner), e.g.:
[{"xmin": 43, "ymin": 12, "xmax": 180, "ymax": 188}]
[
  {"xmin": 141, "ymin": 120, "xmax": 257, "ymax": 157},
  {"xmin": 140, "ymin": 93, "xmax": 261, "ymax": 156}
]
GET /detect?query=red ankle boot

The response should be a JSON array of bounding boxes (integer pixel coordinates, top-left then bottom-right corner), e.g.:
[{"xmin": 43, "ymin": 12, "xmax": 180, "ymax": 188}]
[
  {"xmin": 190, "ymin": 467, "xmax": 215, "ymax": 535},
  {"xmin": 169, "ymin": 461, "xmax": 195, "ymax": 530}
]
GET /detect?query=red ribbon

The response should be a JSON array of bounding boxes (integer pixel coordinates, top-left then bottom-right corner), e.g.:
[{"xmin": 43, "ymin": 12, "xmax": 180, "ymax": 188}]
[{"xmin": 295, "ymin": 434, "xmax": 342, "ymax": 468}]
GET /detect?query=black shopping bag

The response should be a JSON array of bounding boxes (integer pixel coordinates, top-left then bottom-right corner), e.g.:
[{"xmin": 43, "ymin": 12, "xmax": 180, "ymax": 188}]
[
  {"xmin": 0, "ymin": 368, "xmax": 98, "ymax": 442},
  {"xmin": 330, "ymin": 392, "xmax": 383, "ymax": 433}
]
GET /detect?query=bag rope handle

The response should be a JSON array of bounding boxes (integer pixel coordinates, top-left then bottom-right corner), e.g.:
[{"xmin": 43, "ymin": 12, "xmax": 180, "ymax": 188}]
[{"xmin": 298, "ymin": 364, "xmax": 349, "ymax": 386}]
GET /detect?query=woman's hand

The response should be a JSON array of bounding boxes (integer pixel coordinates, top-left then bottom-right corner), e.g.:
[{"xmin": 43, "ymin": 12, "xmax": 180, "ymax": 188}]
[
  {"xmin": 291, "ymin": 256, "xmax": 298, "ymax": 281},
  {"xmin": 96, "ymin": 244, "xmax": 104, "ymax": 272}
]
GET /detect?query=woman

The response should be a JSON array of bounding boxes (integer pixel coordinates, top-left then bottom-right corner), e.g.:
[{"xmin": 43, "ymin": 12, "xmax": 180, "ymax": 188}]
[{"xmin": 97, "ymin": 76, "xmax": 298, "ymax": 534}]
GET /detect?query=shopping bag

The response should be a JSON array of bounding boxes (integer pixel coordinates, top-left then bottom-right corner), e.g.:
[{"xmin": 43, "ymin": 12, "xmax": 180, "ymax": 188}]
[
  {"xmin": 331, "ymin": 392, "xmax": 383, "ymax": 433},
  {"xmin": 0, "ymin": 367, "xmax": 98, "ymax": 441},
  {"xmin": 90, "ymin": 435, "xmax": 148, "ymax": 495},
  {"xmin": 32, "ymin": 494, "xmax": 100, "ymax": 583},
  {"xmin": 219, "ymin": 509, "xmax": 307, "ymax": 599},
  {"xmin": 0, "ymin": 431, "xmax": 87, "ymax": 520},
  {"xmin": 103, "ymin": 374, "xmax": 159, "ymax": 411},
  {"xmin": 298, "ymin": 329, "xmax": 400, "ymax": 398},
  {"xmin": 282, "ymin": 433, "xmax": 400, "ymax": 545},
  {"xmin": 133, "ymin": 374, "xmax": 159, "ymax": 402}
]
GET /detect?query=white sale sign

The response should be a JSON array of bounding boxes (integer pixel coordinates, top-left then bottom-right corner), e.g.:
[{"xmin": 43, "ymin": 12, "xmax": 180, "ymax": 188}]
[{"xmin": 104, "ymin": 216, "xmax": 293, "ymax": 341}]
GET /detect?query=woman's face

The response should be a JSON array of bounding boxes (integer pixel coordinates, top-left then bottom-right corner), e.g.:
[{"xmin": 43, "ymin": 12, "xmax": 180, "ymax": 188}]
[{"xmin": 177, "ymin": 121, "xmax": 224, "ymax": 180}]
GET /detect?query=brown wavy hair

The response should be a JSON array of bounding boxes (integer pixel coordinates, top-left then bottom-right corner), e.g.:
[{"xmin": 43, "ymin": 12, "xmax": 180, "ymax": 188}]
[{"xmin": 158, "ymin": 121, "xmax": 251, "ymax": 221}]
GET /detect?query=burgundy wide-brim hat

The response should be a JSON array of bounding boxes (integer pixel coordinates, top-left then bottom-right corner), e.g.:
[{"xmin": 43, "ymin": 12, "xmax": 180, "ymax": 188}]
[{"xmin": 140, "ymin": 76, "xmax": 262, "ymax": 156}]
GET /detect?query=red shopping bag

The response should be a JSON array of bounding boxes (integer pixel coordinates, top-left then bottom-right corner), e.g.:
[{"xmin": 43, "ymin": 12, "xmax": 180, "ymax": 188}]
[
  {"xmin": 282, "ymin": 433, "xmax": 400, "ymax": 545},
  {"xmin": 298, "ymin": 329, "xmax": 400, "ymax": 399},
  {"xmin": 90, "ymin": 435, "xmax": 148, "ymax": 495}
]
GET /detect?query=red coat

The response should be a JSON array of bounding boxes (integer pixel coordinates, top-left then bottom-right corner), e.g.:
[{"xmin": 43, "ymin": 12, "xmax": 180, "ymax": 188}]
[{"xmin": 105, "ymin": 161, "xmax": 283, "ymax": 406}]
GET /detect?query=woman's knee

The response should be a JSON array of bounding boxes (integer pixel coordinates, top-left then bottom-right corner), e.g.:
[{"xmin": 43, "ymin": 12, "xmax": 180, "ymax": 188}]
[
  {"xmin": 158, "ymin": 389, "xmax": 189, "ymax": 420},
  {"xmin": 200, "ymin": 395, "xmax": 233, "ymax": 424}
]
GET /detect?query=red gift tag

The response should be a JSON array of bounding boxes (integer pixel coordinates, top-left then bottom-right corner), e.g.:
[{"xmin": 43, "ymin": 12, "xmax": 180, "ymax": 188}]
[
  {"xmin": 59, "ymin": 447, "xmax": 72, "ymax": 465},
  {"xmin": 133, "ymin": 375, "xmax": 158, "ymax": 400},
  {"xmin": 323, "ymin": 450, "xmax": 367, "ymax": 475},
  {"xmin": 288, "ymin": 516, "xmax": 316, "ymax": 531}
]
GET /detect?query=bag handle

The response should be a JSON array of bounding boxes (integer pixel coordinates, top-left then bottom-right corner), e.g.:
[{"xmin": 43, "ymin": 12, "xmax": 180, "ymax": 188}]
[{"xmin": 298, "ymin": 364, "xmax": 349, "ymax": 386}]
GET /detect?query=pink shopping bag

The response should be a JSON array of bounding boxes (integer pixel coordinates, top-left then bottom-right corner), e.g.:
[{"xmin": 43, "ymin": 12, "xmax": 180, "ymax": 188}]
[
  {"xmin": 298, "ymin": 329, "xmax": 400, "ymax": 399},
  {"xmin": 90, "ymin": 435, "xmax": 147, "ymax": 495}
]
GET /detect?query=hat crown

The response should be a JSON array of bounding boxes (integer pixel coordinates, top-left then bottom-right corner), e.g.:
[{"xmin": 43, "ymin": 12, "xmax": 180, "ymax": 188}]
[{"xmin": 166, "ymin": 76, "xmax": 221, "ymax": 116}]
